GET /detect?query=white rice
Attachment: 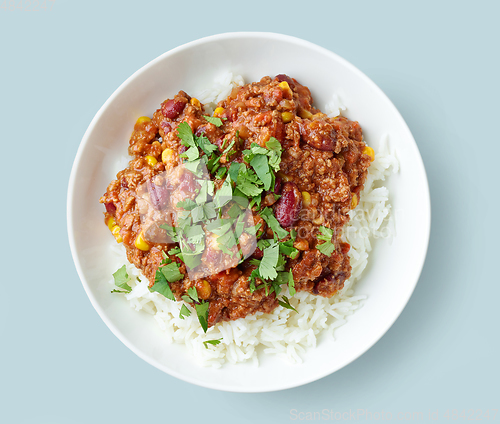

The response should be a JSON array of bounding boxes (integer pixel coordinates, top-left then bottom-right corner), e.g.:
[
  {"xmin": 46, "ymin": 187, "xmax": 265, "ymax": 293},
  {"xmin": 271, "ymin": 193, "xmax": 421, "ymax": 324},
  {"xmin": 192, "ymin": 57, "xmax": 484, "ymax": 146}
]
[{"xmin": 107, "ymin": 73, "xmax": 399, "ymax": 367}]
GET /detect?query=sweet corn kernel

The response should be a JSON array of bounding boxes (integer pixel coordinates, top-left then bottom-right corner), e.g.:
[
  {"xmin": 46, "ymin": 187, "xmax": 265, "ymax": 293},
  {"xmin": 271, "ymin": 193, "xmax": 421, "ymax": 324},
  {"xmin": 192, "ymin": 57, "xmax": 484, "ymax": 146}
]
[
  {"xmin": 363, "ymin": 145, "xmax": 375, "ymax": 162},
  {"xmin": 106, "ymin": 216, "xmax": 116, "ymax": 231},
  {"xmin": 351, "ymin": 194, "xmax": 358, "ymax": 209},
  {"xmin": 281, "ymin": 112, "xmax": 294, "ymax": 123},
  {"xmin": 277, "ymin": 171, "xmax": 292, "ymax": 182},
  {"xmin": 190, "ymin": 98, "xmax": 201, "ymax": 108},
  {"xmin": 145, "ymin": 155, "xmax": 158, "ymax": 167},
  {"xmin": 136, "ymin": 116, "xmax": 151, "ymax": 125},
  {"xmin": 134, "ymin": 231, "xmax": 150, "ymax": 251},
  {"xmin": 161, "ymin": 148, "xmax": 175, "ymax": 164},
  {"xmin": 278, "ymin": 81, "xmax": 290, "ymax": 91},
  {"xmin": 298, "ymin": 108, "xmax": 313, "ymax": 119},
  {"xmin": 213, "ymin": 107, "xmax": 225, "ymax": 118},
  {"xmin": 111, "ymin": 225, "xmax": 123, "ymax": 243},
  {"xmin": 293, "ymin": 239, "xmax": 309, "ymax": 251},
  {"xmin": 301, "ymin": 191, "xmax": 312, "ymax": 207},
  {"xmin": 196, "ymin": 280, "xmax": 212, "ymax": 300}
]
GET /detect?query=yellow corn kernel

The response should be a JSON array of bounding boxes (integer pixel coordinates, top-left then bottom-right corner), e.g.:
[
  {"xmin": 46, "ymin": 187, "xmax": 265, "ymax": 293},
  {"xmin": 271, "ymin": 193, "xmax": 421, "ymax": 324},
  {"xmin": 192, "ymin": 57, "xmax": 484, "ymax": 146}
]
[
  {"xmin": 190, "ymin": 97, "xmax": 201, "ymax": 108},
  {"xmin": 196, "ymin": 280, "xmax": 212, "ymax": 300},
  {"xmin": 298, "ymin": 108, "xmax": 313, "ymax": 119},
  {"xmin": 278, "ymin": 81, "xmax": 290, "ymax": 91},
  {"xmin": 277, "ymin": 171, "xmax": 292, "ymax": 182},
  {"xmin": 301, "ymin": 191, "xmax": 312, "ymax": 207},
  {"xmin": 351, "ymin": 194, "xmax": 358, "ymax": 209},
  {"xmin": 213, "ymin": 107, "xmax": 225, "ymax": 118},
  {"xmin": 293, "ymin": 239, "xmax": 309, "ymax": 251},
  {"xmin": 363, "ymin": 145, "xmax": 375, "ymax": 162},
  {"xmin": 106, "ymin": 216, "xmax": 116, "ymax": 231},
  {"xmin": 151, "ymin": 140, "xmax": 161, "ymax": 149},
  {"xmin": 145, "ymin": 155, "xmax": 158, "ymax": 167},
  {"xmin": 134, "ymin": 230, "xmax": 151, "ymax": 251},
  {"xmin": 136, "ymin": 116, "xmax": 151, "ymax": 125},
  {"xmin": 312, "ymin": 215, "xmax": 324, "ymax": 225},
  {"xmin": 281, "ymin": 111, "xmax": 294, "ymax": 123},
  {"xmin": 161, "ymin": 148, "xmax": 175, "ymax": 164},
  {"xmin": 111, "ymin": 225, "xmax": 123, "ymax": 243}
]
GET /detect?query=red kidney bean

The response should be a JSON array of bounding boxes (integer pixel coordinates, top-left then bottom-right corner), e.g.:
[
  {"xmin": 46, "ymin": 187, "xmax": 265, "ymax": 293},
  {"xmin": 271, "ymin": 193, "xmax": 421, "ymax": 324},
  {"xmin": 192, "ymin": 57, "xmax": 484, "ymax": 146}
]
[
  {"xmin": 105, "ymin": 202, "xmax": 116, "ymax": 215},
  {"xmin": 195, "ymin": 125, "xmax": 207, "ymax": 137},
  {"xmin": 161, "ymin": 99, "xmax": 186, "ymax": 119},
  {"xmin": 147, "ymin": 179, "xmax": 169, "ymax": 210},
  {"xmin": 179, "ymin": 171, "xmax": 196, "ymax": 194},
  {"xmin": 273, "ymin": 176, "xmax": 282, "ymax": 194},
  {"xmin": 275, "ymin": 74, "xmax": 296, "ymax": 88},
  {"xmin": 251, "ymin": 247, "xmax": 264, "ymax": 259},
  {"xmin": 300, "ymin": 120, "xmax": 338, "ymax": 151},
  {"xmin": 273, "ymin": 182, "xmax": 302, "ymax": 227}
]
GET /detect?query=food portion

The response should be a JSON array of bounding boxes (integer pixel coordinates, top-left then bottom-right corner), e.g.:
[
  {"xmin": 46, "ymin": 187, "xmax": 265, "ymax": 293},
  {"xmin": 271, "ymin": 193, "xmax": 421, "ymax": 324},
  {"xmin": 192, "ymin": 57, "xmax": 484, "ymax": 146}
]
[{"xmin": 100, "ymin": 75, "xmax": 373, "ymax": 332}]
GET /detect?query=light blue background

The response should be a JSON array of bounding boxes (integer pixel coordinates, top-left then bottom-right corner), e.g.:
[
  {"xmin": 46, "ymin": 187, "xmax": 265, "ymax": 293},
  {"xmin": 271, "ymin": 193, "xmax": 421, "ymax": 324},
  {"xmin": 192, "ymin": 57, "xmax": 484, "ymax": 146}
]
[{"xmin": 1, "ymin": 0, "xmax": 499, "ymax": 423}]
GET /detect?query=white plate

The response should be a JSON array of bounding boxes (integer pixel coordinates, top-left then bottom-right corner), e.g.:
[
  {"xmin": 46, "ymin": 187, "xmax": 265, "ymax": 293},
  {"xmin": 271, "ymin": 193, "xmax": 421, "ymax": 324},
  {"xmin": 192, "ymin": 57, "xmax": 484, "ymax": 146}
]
[{"xmin": 67, "ymin": 32, "xmax": 430, "ymax": 392}]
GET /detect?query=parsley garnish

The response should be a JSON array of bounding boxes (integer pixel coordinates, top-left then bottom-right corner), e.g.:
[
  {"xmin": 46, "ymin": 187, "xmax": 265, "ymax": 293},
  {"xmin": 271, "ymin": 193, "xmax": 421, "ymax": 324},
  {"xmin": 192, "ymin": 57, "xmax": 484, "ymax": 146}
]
[
  {"xmin": 111, "ymin": 265, "xmax": 132, "ymax": 293},
  {"xmin": 149, "ymin": 255, "xmax": 184, "ymax": 301},
  {"xmin": 316, "ymin": 226, "xmax": 336, "ymax": 256}
]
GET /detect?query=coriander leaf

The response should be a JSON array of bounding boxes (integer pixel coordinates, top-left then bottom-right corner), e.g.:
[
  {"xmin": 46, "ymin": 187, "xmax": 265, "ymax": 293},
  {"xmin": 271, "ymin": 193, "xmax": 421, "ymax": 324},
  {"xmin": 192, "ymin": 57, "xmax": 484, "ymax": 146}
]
[
  {"xmin": 177, "ymin": 198, "xmax": 197, "ymax": 210},
  {"xmin": 179, "ymin": 304, "xmax": 191, "ymax": 319},
  {"xmin": 183, "ymin": 158, "xmax": 203, "ymax": 176},
  {"xmin": 279, "ymin": 239, "xmax": 299, "ymax": 259},
  {"xmin": 287, "ymin": 269, "xmax": 296, "ymax": 296},
  {"xmin": 191, "ymin": 205, "xmax": 205, "ymax": 223},
  {"xmin": 196, "ymin": 134, "xmax": 218, "ymax": 156},
  {"xmin": 168, "ymin": 246, "xmax": 181, "ymax": 255},
  {"xmin": 112, "ymin": 265, "xmax": 132, "ymax": 293},
  {"xmin": 195, "ymin": 302, "xmax": 209, "ymax": 333},
  {"xmin": 161, "ymin": 262, "xmax": 184, "ymax": 283},
  {"xmin": 250, "ymin": 154, "xmax": 272, "ymax": 190},
  {"xmin": 316, "ymin": 226, "xmax": 336, "ymax": 256},
  {"xmin": 180, "ymin": 145, "xmax": 199, "ymax": 162},
  {"xmin": 259, "ymin": 242, "xmax": 279, "ymax": 280},
  {"xmin": 266, "ymin": 137, "xmax": 283, "ymax": 171},
  {"xmin": 203, "ymin": 115, "xmax": 224, "ymax": 127},
  {"xmin": 150, "ymin": 268, "xmax": 175, "ymax": 301},
  {"xmin": 260, "ymin": 208, "xmax": 289, "ymax": 239},
  {"xmin": 213, "ymin": 175, "xmax": 233, "ymax": 209},
  {"xmin": 228, "ymin": 162, "xmax": 241, "ymax": 183},
  {"xmin": 203, "ymin": 338, "xmax": 222, "ymax": 348},
  {"xmin": 215, "ymin": 167, "xmax": 227, "ymax": 179},
  {"xmin": 278, "ymin": 295, "xmax": 298, "ymax": 313},
  {"xmin": 187, "ymin": 286, "xmax": 199, "ymax": 303},
  {"xmin": 203, "ymin": 202, "xmax": 217, "ymax": 219},
  {"xmin": 176, "ymin": 122, "xmax": 195, "ymax": 147}
]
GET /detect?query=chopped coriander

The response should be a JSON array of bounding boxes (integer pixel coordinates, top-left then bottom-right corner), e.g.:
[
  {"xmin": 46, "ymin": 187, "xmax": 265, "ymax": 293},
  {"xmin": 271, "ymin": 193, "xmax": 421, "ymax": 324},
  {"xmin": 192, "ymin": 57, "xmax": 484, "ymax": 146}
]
[
  {"xmin": 150, "ymin": 267, "xmax": 175, "ymax": 301},
  {"xmin": 260, "ymin": 207, "xmax": 288, "ymax": 239},
  {"xmin": 278, "ymin": 295, "xmax": 298, "ymax": 313},
  {"xmin": 161, "ymin": 262, "xmax": 184, "ymax": 283},
  {"xmin": 259, "ymin": 242, "xmax": 279, "ymax": 280},
  {"xmin": 195, "ymin": 302, "xmax": 209, "ymax": 333},
  {"xmin": 186, "ymin": 286, "xmax": 199, "ymax": 303},
  {"xmin": 317, "ymin": 226, "xmax": 336, "ymax": 256},
  {"xmin": 179, "ymin": 304, "xmax": 191, "ymax": 319},
  {"xmin": 112, "ymin": 265, "xmax": 132, "ymax": 293},
  {"xmin": 203, "ymin": 338, "xmax": 222, "ymax": 348},
  {"xmin": 250, "ymin": 154, "xmax": 272, "ymax": 190},
  {"xmin": 176, "ymin": 122, "xmax": 196, "ymax": 148},
  {"xmin": 203, "ymin": 115, "xmax": 224, "ymax": 127}
]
